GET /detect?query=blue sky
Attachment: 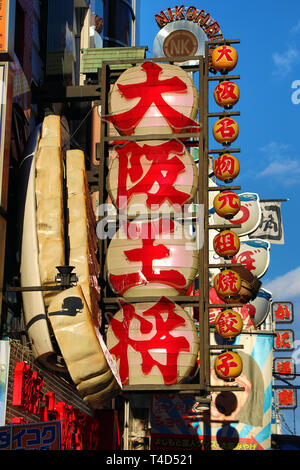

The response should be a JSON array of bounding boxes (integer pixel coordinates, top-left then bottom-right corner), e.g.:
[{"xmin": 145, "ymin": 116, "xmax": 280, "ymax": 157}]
[{"xmin": 138, "ymin": 0, "xmax": 300, "ymax": 437}]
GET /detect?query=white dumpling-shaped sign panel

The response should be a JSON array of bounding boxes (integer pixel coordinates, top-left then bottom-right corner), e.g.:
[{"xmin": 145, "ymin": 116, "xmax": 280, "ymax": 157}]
[
  {"xmin": 231, "ymin": 239, "xmax": 270, "ymax": 279},
  {"xmin": 107, "ymin": 139, "xmax": 198, "ymax": 215},
  {"xmin": 107, "ymin": 298, "xmax": 200, "ymax": 385},
  {"xmin": 107, "ymin": 61, "xmax": 199, "ymax": 136},
  {"xmin": 210, "ymin": 193, "xmax": 261, "ymax": 237},
  {"xmin": 106, "ymin": 218, "xmax": 198, "ymax": 298}
]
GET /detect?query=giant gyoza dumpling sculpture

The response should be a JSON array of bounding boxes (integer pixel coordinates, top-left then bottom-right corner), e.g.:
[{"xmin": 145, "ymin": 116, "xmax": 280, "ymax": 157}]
[{"xmin": 20, "ymin": 114, "xmax": 121, "ymax": 408}]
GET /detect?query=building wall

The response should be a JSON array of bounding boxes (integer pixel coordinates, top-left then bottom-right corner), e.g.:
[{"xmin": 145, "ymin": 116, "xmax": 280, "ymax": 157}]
[{"xmin": 15, "ymin": 0, "xmax": 34, "ymax": 84}]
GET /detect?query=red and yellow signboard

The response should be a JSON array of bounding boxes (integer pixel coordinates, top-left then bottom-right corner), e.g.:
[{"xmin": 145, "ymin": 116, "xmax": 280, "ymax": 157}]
[
  {"xmin": 211, "ymin": 45, "xmax": 238, "ymax": 73},
  {"xmin": 214, "ymin": 269, "xmax": 242, "ymax": 301},
  {"xmin": 214, "ymin": 81, "xmax": 240, "ymax": 109},
  {"xmin": 212, "ymin": 117, "xmax": 239, "ymax": 146},
  {"xmin": 214, "ymin": 351, "xmax": 243, "ymax": 381},
  {"xmin": 213, "ymin": 190, "xmax": 241, "ymax": 219},
  {"xmin": 215, "ymin": 309, "xmax": 243, "ymax": 339},
  {"xmin": 213, "ymin": 229, "xmax": 240, "ymax": 258},
  {"xmin": 213, "ymin": 153, "xmax": 240, "ymax": 183}
]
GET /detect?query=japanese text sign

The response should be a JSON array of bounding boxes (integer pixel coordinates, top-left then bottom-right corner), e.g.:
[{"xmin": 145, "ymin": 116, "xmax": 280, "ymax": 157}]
[
  {"xmin": 272, "ymin": 302, "xmax": 293, "ymax": 324},
  {"xmin": 0, "ymin": 421, "xmax": 61, "ymax": 450},
  {"xmin": 273, "ymin": 358, "xmax": 296, "ymax": 380},
  {"xmin": 273, "ymin": 330, "xmax": 294, "ymax": 352},
  {"xmin": 275, "ymin": 388, "xmax": 297, "ymax": 409},
  {"xmin": 107, "ymin": 298, "xmax": 199, "ymax": 385},
  {"xmin": 107, "ymin": 61, "xmax": 199, "ymax": 136}
]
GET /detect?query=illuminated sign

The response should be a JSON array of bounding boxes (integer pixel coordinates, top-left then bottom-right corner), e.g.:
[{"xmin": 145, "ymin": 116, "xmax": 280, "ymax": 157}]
[
  {"xmin": 11, "ymin": 362, "xmax": 100, "ymax": 450},
  {"xmin": 211, "ymin": 193, "xmax": 262, "ymax": 238}
]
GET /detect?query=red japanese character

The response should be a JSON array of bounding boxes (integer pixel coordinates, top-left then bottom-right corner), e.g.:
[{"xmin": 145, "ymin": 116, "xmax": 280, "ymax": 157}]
[
  {"xmin": 276, "ymin": 361, "xmax": 292, "ymax": 375},
  {"xmin": 214, "ymin": 154, "xmax": 236, "ymax": 176},
  {"xmin": 275, "ymin": 332, "xmax": 292, "ymax": 349},
  {"xmin": 115, "ymin": 140, "xmax": 190, "ymax": 209},
  {"xmin": 214, "ymin": 231, "xmax": 237, "ymax": 254},
  {"xmin": 109, "ymin": 220, "xmax": 187, "ymax": 295},
  {"xmin": 215, "ymin": 82, "xmax": 238, "ymax": 101},
  {"xmin": 216, "ymin": 271, "xmax": 240, "ymax": 293},
  {"xmin": 215, "ymin": 117, "xmax": 237, "ymax": 139},
  {"xmin": 278, "ymin": 389, "xmax": 294, "ymax": 406},
  {"xmin": 274, "ymin": 304, "xmax": 291, "ymax": 321},
  {"xmin": 217, "ymin": 192, "xmax": 240, "ymax": 210},
  {"xmin": 109, "ymin": 298, "xmax": 190, "ymax": 385},
  {"xmin": 106, "ymin": 61, "xmax": 199, "ymax": 135},
  {"xmin": 232, "ymin": 250, "xmax": 256, "ymax": 272},
  {"xmin": 215, "ymin": 46, "xmax": 235, "ymax": 63},
  {"xmin": 217, "ymin": 312, "xmax": 240, "ymax": 335},
  {"xmin": 216, "ymin": 353, "xmax": 238, "ymax": 377}
]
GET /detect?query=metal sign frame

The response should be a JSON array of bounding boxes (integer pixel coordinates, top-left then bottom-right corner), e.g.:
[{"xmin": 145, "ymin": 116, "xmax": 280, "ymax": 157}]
[{"xmin": 97, "ymin": 39, "xmax": 243, "ymax": 397}]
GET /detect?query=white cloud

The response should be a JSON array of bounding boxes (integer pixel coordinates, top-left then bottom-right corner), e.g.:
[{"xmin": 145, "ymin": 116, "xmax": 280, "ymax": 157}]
[
  {"xmin": 257, "ymin": 141, "xmax": 300, "ymax": 184},
  {"xmin": 259, "ymin": 159, "xmax": 300, "ymax": 177},
  {"xmin": 259, "ymin": 141, "xmax": 293, "ymax": 157},
  {"xmin": 272, "ymin": 44, "xmax": 300, "ymax": 78},
  {"xmin": 291, "ymin": 20, "xmax": 300, "ymax": 35},
  {"xmin": 264, "ymin": 266, "xmax": 300, "ymax": 300}
]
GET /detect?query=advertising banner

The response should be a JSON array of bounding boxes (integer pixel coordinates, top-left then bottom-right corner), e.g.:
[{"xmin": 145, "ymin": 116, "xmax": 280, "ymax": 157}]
[
  {"xmin": 151, "ymin": 334, "xmax": 273, "ymax": 450},
  {"xmin": 249, "ymin": 201, "xmax": 284, "ymax": 244},
  {"xmin": 0, "ymin": 421, "xmax": 61, "ymax": 450},
  {"xmin": 0, "ymin": 340, "xmax": 10, "ymax": 425}
]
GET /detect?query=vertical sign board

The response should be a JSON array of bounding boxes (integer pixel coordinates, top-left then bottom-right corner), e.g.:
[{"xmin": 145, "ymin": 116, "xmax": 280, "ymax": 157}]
[
  {"xmin": 0, "ymin": 62, "xmax": 12, "ymax": 211},
  {"xmin": 0, "ymin": 421, "xmax": 61, "ymax": 450},
  {"xmin": 0, "ymin": 0, "xmax": 15, "ymax": 61},
  {"xmin": 0, "ymin": 340, "xmax": 10, "ymax": 426},
  {"xmin": 0, "ymin": 61, "xmax": 12, "ymax": 324}
]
